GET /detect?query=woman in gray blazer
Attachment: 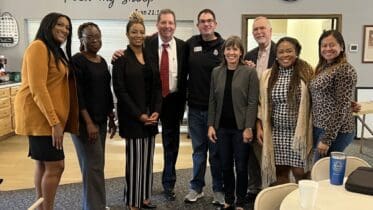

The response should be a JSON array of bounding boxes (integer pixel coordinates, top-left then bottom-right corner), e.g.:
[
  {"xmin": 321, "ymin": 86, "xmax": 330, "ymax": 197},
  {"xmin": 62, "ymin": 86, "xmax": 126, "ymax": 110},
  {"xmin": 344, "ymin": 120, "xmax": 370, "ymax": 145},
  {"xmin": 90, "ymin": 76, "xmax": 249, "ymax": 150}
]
[{"xmin": 207, "ymin": 36, "xmax": 259, "ymax": 210}]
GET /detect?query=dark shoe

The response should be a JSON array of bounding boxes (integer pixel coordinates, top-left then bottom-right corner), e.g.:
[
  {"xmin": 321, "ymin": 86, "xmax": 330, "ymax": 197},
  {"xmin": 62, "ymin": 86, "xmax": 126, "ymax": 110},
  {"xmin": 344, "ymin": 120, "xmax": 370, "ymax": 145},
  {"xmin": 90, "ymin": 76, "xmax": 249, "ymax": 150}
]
[
  {"xmin": 164, "ymin": 190, "xmax": 176, "ymax": 201},
  {"xmin": 142, "ymin": 202, "xmax": 157, "ymax": 209},
  {"xmin": 216, "ymin": 205, "xmax": 235, "ymax": 210},
  {"xmin": 245, "ymin": 191, "xmax": 258, "ymax": 203}
]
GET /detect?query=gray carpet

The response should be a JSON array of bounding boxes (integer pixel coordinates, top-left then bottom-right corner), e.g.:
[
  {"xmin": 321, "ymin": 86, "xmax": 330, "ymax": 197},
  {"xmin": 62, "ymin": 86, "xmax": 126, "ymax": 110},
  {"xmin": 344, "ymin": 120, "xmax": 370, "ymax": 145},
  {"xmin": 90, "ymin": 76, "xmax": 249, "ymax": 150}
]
[
  {"xmin": 0, "ymin": 139, "xmax": 372, "ymax": 210},
  {"xmin": 0, "ymin": 168, "xmax": 241, "ymax": 210},
  {"xmin": 344, "ymin": 138, "xmax": 373, "ymax": 166}
]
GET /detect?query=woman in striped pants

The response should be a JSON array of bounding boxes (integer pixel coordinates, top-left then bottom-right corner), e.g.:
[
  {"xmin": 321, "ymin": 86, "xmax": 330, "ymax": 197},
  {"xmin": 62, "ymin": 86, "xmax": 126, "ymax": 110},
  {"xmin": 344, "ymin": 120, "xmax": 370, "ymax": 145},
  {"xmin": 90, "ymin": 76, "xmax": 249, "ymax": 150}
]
[{"xmin": 112, "ymin": 12, "xmax": 162, "ymax": 210}]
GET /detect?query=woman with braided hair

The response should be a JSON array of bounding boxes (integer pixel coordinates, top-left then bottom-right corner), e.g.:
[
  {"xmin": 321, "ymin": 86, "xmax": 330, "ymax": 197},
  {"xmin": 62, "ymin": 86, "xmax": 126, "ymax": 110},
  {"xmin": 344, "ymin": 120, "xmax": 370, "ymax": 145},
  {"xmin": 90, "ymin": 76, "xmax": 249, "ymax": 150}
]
[{"xmin": 257, "ymin": 37, "xmax": 314, "ymax": 187}]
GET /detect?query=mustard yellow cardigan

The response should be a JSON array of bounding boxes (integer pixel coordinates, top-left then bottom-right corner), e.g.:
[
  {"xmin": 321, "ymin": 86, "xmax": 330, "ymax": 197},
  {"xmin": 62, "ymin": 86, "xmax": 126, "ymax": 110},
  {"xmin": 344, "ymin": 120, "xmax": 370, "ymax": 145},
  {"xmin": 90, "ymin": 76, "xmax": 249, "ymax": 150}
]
[{"xmin": 14, "ymin": 40, "xmax": 78, "ymax": 136}]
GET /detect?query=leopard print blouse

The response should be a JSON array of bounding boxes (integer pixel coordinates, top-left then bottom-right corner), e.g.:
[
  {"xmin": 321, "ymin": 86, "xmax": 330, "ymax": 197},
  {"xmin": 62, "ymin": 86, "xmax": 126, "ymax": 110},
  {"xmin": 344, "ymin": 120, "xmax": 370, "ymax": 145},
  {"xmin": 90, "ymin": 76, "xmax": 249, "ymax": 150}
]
[{"xmin": 310, "ymin": 62, "xmax": 357, "ymax": 146}]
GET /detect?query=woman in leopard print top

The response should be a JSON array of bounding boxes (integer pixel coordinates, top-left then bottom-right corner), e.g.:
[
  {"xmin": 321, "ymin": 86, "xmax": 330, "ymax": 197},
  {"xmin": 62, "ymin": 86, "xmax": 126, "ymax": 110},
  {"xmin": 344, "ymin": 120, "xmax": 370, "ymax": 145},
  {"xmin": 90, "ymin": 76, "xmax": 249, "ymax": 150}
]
[{"xmin": 310, "ymin": 30, "xmax": 357, "ymax": 161}]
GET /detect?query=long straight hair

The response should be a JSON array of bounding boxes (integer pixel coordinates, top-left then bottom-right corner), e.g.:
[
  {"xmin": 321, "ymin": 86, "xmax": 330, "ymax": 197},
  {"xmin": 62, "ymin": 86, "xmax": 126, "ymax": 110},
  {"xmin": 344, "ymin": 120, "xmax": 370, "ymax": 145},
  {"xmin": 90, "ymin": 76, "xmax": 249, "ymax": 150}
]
[{"xmin": 35, "ymin": 12, "xmax": 72, "ymax": 67}]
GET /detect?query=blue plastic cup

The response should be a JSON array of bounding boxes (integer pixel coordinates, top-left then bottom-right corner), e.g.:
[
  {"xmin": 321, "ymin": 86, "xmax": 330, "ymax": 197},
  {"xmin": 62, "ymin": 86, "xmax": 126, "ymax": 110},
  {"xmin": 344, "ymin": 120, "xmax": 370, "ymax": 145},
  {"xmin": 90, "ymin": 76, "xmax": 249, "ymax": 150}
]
[{"xmin": 329, "ymin": 152, "xmax": 346, "ymax": 185}]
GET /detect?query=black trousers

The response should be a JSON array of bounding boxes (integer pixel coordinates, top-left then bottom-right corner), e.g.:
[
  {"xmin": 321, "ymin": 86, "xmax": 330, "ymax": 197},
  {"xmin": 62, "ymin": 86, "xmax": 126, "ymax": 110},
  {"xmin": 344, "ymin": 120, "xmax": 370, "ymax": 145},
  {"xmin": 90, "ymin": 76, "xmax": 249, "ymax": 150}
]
[
  {"xmin": 217, "ymin": 128, "xmax": 250, "ymax": 207},
  {"xmin": 160, "ymin": 93, "xmax": 182, "ymax": 191},
  {"xmin": 247, "ymin": 141, "xmax": 262, "ymax": 193}
]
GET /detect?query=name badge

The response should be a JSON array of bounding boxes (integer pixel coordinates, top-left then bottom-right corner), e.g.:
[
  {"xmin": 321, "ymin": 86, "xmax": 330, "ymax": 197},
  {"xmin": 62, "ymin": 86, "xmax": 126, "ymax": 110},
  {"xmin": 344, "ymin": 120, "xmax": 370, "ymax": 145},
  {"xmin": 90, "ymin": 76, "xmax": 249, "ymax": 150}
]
[
  {"xmin": 213, "ymin": 49, "xmax": 219, "ymax": 56},
  {"xmin": 194, "ymin": 46, "xmax": 202, "ymax": 52}
]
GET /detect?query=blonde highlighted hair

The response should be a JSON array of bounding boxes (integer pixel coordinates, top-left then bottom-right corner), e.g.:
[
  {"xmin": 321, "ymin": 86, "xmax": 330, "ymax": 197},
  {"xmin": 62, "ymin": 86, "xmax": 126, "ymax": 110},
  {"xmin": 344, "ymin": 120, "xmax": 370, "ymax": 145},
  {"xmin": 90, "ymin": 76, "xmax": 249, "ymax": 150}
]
[{"xmin": 126, "ymin": 11, "xmax": 145, "ymax": 33}]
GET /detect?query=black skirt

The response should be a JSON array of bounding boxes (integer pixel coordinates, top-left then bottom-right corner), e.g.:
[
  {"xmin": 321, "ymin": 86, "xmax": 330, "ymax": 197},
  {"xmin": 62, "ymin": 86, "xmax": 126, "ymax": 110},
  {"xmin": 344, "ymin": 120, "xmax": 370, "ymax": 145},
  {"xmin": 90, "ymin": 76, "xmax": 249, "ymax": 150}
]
[{"xmin": 28, "ymin": 136, "xmax": 64, "ymax": 161}]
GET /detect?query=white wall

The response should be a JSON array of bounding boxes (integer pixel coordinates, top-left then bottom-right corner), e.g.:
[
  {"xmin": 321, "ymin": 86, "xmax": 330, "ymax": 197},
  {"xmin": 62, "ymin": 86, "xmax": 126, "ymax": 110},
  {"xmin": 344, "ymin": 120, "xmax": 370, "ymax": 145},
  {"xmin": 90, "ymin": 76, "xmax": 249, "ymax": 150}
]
[
  {"xmin": 1, "ymin": 0, "xmax": 373, "ymax": 87},
  {"xmin": 287, "ymin": 19, "xmax": 327, "ymax": 67}
]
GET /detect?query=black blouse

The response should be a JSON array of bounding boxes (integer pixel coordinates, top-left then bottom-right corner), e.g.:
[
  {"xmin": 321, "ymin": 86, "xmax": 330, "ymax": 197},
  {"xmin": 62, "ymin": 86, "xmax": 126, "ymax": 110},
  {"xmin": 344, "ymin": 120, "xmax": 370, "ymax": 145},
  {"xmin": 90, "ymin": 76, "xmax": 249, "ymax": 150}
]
[
  {"xmin": 219, "ymin": 68, "xmax": 237, "ymax": 129},
  {"xmin": 72, "ymin": 53, "xmax": 114, "ymax": 124}
]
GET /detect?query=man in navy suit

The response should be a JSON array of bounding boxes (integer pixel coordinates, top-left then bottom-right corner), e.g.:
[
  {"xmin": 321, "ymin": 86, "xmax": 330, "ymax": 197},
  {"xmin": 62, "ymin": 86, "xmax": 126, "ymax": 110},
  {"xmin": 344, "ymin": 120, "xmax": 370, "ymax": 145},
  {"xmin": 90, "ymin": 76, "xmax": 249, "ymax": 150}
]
[
  {"xmin": 145, "ymin": 9, "xmax": 187, "ymax": 201},
  {"xmin": 244, "ymin": 16, "xmax": 276, "ymax": 202}
]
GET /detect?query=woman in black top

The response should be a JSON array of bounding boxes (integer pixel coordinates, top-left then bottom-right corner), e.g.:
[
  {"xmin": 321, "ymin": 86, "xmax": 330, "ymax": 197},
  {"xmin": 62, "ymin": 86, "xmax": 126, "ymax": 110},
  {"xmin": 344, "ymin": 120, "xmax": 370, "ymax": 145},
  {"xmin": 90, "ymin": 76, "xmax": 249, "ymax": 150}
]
[
  {"xmin": 112, "ymin": 12, "xmax": 162, "ymax": 210},
  {"xmin": 71, "ymin": 22, "xmax": 116, "ymax": 210},
  {"xmin": 208, "ymin": 36, "xmax": 259, "ymax": 210}
]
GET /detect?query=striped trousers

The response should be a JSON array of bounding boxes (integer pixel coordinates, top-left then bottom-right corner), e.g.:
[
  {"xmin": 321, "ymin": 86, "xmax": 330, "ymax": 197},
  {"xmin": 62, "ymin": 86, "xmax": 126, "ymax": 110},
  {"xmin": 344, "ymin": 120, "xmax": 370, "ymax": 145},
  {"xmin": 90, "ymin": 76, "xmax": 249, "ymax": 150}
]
[{"xmin": 124, "ymin": 136, "xmax": 155, "ymax": 208}]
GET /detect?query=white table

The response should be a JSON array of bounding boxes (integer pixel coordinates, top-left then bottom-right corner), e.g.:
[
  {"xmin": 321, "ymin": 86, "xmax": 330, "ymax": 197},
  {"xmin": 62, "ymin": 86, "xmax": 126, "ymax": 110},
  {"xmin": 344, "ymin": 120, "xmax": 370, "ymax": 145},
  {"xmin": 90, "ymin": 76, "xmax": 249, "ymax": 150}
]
[
  {"xmin": 280, "ymin": 180, "xmax": 373, "ymax": 210},
  {"xmin": 354, "ymin": 101, "xmax": 373, "ymax": 153}
]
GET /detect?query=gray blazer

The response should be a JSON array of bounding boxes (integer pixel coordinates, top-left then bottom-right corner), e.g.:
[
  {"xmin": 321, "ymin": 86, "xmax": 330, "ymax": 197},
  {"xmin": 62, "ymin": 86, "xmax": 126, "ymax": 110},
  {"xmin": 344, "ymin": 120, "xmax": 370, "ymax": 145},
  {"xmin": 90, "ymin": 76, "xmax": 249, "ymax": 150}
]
[{"xmin": 208, "ymin": 64, "xmax": 259, "ymax": 130}]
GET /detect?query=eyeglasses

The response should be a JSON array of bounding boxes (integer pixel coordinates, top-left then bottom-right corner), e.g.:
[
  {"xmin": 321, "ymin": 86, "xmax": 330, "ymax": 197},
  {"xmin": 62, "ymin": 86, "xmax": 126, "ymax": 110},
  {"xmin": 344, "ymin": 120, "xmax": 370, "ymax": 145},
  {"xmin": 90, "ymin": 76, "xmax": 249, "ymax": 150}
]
[
  {"xmin": 198, "ymin": 19, "xmax": 215, "ymax": 24},
  {"xmin": 81, "ymin": 35, "xmax": 101, "ymax": 41}
]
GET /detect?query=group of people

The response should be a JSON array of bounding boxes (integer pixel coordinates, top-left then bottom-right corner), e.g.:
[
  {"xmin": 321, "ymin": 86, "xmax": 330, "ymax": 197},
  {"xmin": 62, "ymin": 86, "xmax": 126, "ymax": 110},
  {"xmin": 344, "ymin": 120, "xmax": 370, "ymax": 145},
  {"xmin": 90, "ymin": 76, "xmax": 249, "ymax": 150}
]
[{"xmin": 13, "ymin": 7, "xmax": 358, "ymax": 210}]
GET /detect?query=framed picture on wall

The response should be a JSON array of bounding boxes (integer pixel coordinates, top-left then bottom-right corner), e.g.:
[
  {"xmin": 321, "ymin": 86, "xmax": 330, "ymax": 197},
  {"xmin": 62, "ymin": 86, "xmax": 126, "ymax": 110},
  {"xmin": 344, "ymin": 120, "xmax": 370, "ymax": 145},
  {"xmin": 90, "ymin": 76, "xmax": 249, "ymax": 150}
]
[{"xmin": 362, "ymin": 25, "xmax": 373, "ymax": 63}]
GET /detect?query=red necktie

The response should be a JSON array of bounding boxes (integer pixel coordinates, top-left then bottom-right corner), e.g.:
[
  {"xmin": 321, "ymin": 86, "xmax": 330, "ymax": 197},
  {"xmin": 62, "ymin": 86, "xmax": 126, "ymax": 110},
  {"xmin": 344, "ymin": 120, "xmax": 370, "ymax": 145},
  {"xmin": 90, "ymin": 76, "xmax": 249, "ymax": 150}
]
[{"xmin": 160, "ymin": 43, "xmax": 169, "ymax": 97}]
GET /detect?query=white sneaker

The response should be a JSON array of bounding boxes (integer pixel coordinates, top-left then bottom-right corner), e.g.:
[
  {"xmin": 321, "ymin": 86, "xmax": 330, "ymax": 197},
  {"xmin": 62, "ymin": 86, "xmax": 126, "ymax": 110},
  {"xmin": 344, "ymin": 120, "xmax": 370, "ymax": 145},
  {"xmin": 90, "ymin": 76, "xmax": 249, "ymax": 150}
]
[
  {"xmin": 184, "ymin": 189, "xmax": 204, "ymax": 203},
  {"xmin": 212, "ymin": 191, "xmax": 225, "ymax": 206}
]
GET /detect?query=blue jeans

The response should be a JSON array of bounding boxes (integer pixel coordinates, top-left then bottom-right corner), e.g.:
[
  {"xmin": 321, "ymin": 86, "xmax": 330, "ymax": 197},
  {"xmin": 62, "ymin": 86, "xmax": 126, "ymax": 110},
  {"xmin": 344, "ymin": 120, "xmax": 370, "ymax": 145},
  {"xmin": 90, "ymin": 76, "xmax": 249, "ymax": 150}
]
[
  {"xmin": 313, "ymin": 126, "xmax": 354, "ymax": 162},
  {"xmin": 71, "ymin": 121, "xmax": 107, "ymax": 210},
  {"xmin": 188, "ymin": 107, "xmax": 223, "ymax": 193},
  {"xmin": 217, "ymin": 128, "xmax": 250, "ymax": 207}
]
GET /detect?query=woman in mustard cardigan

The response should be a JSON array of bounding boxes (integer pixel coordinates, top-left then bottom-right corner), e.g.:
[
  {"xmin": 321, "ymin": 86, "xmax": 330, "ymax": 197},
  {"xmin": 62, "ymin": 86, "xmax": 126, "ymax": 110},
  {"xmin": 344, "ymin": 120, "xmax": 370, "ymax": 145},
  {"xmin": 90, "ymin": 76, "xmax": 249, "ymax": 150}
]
[{"xmin": 14, "ymin": 13, "xmax": 78, "ymax": 210}]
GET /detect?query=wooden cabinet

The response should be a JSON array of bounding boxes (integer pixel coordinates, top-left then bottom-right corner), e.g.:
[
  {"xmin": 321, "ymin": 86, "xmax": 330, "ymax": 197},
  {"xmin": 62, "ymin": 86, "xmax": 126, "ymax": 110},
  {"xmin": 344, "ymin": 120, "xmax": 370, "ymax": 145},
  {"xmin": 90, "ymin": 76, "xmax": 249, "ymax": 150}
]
[
  {"xmin": 10, "ymin": 86, "xmax": 19, "ymax": 131},
  {"xmin": 0, "ymin": 84, "xmax": 20, "ymax": 140}
]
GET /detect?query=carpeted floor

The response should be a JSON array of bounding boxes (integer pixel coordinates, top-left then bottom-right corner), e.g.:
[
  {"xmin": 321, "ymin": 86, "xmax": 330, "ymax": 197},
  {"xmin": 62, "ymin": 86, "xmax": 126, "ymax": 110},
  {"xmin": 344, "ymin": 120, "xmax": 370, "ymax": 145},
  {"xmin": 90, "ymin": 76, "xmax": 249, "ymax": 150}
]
[
  {"xmin": 1, "ymin": 139, "xmax": 372, "ymax": 210},
  {"xmin": 0, "ymin": 168, "xmax": 249, "ymax": 210},
  {"xmin": 344, "ymin": 138, "xmax": 373, "ymax": 165}
]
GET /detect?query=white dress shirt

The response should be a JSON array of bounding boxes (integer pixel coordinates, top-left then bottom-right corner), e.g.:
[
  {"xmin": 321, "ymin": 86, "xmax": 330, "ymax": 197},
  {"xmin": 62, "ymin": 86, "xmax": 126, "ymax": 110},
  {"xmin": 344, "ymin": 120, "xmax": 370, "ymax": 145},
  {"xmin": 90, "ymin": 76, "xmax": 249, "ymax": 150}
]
[
  {"xmin": 158, "ymin": 36, "xmax": 178, "ymax": 93},
  {"xmin": 256, "ymin": 42, "xmax": 271, "ymax": 79}
]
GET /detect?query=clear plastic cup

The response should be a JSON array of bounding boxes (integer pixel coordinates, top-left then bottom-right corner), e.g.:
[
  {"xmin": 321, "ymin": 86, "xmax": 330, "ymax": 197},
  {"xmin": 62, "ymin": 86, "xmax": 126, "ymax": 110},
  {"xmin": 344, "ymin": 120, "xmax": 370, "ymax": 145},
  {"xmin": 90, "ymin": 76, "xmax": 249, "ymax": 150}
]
[{"xmin": 299, "ymin": 180, "xmax": 318, "ymax": 209}]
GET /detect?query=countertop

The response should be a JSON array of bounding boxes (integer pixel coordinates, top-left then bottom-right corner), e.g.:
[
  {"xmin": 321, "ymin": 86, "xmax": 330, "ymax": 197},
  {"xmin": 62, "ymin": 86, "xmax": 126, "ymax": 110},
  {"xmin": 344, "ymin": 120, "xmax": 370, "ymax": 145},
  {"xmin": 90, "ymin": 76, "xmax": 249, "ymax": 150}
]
[{"xmin": 0, "ymin": 81, "xmax": 21, "ymax": 88}]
